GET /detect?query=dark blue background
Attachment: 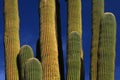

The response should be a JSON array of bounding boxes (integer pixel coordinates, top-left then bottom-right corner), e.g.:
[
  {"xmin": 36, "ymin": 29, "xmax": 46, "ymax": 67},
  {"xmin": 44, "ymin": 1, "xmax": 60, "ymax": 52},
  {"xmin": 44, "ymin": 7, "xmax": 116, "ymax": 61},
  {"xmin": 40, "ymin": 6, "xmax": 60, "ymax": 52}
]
[{"xmin": 0, "ymin": 0, "xmax": 120, "ymax": 80}]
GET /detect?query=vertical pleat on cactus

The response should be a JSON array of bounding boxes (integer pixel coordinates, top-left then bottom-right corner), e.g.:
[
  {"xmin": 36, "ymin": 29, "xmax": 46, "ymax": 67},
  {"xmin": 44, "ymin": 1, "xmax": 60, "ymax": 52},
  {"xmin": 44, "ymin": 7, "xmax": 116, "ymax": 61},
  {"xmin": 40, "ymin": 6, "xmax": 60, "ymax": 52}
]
[
  {"xmin": 4, "ymin": 0, "xmax": 20, "ymax": 80},
  {"xmin": 97, "ymin": 13, "xmax": 116, "ymax": 80},
  {"xmin": 39, "ymin": 0, "xmax": 60, "ymax": 80},
  {"xmin": 18, "ymin": 45, "xmax": 34, "ymax": 80},
  {"xmin": 90, "ymin": 0, "xmax": 104, "ymax": 80},
  {"xmin": 67, "ymin": 31, "xmax": 81, "ymax": 80},
  {"xmin": 24, "ymin": 58, "xmax": 42, "ymax": 80}
]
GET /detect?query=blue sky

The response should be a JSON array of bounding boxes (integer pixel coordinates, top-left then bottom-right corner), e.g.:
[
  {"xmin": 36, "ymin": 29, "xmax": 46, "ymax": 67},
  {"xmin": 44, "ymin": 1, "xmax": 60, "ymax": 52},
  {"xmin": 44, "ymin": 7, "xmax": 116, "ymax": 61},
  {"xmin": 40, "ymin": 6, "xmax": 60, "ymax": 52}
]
[{"xmin": 0, "ymin": 0, "xmax": 120, "ymax": 80}]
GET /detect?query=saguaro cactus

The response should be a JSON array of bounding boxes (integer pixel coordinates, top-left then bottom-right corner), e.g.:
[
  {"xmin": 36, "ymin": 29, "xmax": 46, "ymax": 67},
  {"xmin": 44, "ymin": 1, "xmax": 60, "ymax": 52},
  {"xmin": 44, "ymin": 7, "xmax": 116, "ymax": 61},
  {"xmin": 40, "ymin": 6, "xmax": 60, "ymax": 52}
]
[
  {"xmin": 67, "ymin": 0, "xmax": 83, "ymax": 79},
  {"xmin": 67, "ymin": 32, "xmax": 81, "ymax": 80},
  {"xmin": 24, "ymin": 58, "xmax": 42, "ymax": 80},
  {"xmin": 4, "ymin": 0, "xmax": 20, "ymax": 80},
  {"xmin": 18, "ymin": 45, "xmax": 34, "ymax": 80},
  {"xmin": 39, "ymin": 0, "xmax": 60, "ymax": 80},
  {"xmin": 97, "ymin": 13, "xmax": 116, "ymax": 80},
  {"xmin": 90, "ymin": 0, "xmax": 104, "ymax": 80}
]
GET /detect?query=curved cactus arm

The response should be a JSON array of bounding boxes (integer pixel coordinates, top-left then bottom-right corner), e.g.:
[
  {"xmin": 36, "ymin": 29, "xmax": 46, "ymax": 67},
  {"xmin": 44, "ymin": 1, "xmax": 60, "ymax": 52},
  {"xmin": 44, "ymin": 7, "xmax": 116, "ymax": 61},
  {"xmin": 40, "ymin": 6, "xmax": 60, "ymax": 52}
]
[
  {"xmin": 67, "ymin": 31, "xmax": 81, "ymax": 80},
  {"xmin": 17, "ymin": 45, "xmax": 34, "ymax": 80},
  {"xmin": 97, "ymin": 13, "xmax": 116, "ymax": 80},
  {"xmin": 24, "ymin": 58, "xmax": 42, "ymax": 80}
]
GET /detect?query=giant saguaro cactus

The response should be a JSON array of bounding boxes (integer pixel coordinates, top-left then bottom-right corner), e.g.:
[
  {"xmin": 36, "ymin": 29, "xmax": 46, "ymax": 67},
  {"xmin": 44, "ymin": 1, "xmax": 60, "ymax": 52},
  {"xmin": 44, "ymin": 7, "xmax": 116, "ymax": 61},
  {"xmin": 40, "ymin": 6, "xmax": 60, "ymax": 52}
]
[
  {"xmin": 18, "ymin": 45, "xmax": 34, "ymax": 80},
  {"xmin": 4, "ymin": 0, "xmax": 20, "ymax": 80},
  {"xmin": 39, "ymin": 0, "xmax": 60, "ymax": 80},
  {"xmin": 24, "ymin": 58, "xmax": 42, "ymax": 80},
  {"xmin": 67, "ymin": 32, "xmax": 81, "ymax": 80},
  {"xmin": 97, "ymin": 13, "xmax": 116, "ymax": 80},
  {"xmin": 90, "ymin": 0, "xmax": 104, "ymax": 80}
]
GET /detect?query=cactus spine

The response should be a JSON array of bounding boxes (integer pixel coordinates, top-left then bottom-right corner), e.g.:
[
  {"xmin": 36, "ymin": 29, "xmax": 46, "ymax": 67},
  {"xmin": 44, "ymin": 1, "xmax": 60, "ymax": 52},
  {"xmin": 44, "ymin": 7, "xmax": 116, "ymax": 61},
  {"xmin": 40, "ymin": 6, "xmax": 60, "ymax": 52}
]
[
  {"xmin": 24, "ymin": 58, "xmax": 42, "ymax": 80},
  {"xmin": 90, "ymin": 0, "xmax": 104, "ymax": 80},
  {"xmin": 97, "ymin": 13, "xmax": 116, "ymax": 80},
  {"xmin": 67, "ymin": 32, "xmax": 81, "ymax": 80},
  {"xmin": 39, "ymin": 0, "xmax": 60, "ymax": 80},
  {"xmin": 4, "ymin": 0, "xmax": 20, "ymax": 80},
  {"xmin": 18, "ymin": 45, "xmax": 34, "ymax": 80}
]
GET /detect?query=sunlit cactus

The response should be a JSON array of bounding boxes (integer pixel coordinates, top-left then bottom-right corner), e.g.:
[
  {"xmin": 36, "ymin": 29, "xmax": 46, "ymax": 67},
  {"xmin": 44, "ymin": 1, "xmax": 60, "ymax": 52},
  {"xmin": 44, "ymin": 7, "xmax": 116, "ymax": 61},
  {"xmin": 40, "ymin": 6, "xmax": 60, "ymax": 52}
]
[
  {"xmin": 67, "ymin": 31, "xmax": 81, "ymax": 80},
  {"xmin": 24, "ymin": 58, "xmax": 42, "ymax": 80},
  {"xmin": 18, "ymin": 45, "xmax": 34, "ymax": 80},
  {"xmin": 39, "ymin": 0, "xmax": 60, "ymax": 80},
  {"xmin": 97, "ymin": 13, "xmax": 116, "ymax": 80},
  {"xmin": 4, "ymin": 0, "xmax": 20, "ymax": 80},
  {"xmin": 90, "ymin": 0, "xmax": 104, "ymax": 80}
]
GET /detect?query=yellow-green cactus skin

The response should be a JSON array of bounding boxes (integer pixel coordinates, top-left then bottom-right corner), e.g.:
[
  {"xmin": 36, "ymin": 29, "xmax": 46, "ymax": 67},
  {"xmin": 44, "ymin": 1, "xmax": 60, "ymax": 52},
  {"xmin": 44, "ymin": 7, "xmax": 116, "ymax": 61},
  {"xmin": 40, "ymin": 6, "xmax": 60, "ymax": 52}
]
[
  {"xmin": 67, "ymin": 31, "xmax": 81, "ymax": 80},
  {"xmin": 4, "ymin": 0, "xmax": 20, "ymax": 80},
  {"xmin": 39, "ymin": 0, "xmax": 60, "ymax": 80},
  {"xmin": 97, "ymin": 13, "xmax": 116, "ymax": 80},
  {"xmin": 24, "ymin": 58, "xmax": 42, "ymax": 80},
  {"xmin": 90, "ymin": 0, "xmax": 104, "ymax": 80}
]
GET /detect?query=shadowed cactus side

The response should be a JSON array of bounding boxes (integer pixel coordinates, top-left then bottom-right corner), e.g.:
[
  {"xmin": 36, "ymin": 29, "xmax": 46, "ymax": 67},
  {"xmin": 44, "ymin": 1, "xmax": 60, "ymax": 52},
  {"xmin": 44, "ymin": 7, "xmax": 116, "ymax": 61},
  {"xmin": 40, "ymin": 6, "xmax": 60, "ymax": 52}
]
[
  {"xmin": 24, "ymin": 58, "xmax": 42, "ymax": 80},
  {"xmin": 17, "ymin": 45, "xmax": 34, "ymax": 80},
  {"xmin": 4, "ymin": 0, "xmax": 20, "ymax": 80},
  {"xmin": 90, "ymin": 0, "xmax": 104, "ymax": 80},
  {"xmin": 39, "ymin": 0, "xmax": 60, "ymax": 80},
  {"xmin": 97, "ymin": 13, "xmax": 116, "ymax": 80},
  {"xmin": 67, "ymin": 32, "xmax": 81, "ymax": 80}
]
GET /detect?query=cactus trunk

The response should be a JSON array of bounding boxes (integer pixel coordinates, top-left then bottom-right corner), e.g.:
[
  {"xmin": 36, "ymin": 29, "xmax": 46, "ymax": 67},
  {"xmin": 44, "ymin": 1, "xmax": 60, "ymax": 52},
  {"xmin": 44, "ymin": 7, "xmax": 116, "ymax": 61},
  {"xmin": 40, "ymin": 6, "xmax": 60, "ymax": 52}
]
[
  {"xmin": 90, "ymin": 0, "xmax": 104, "ymax": 80},
  {"xmin": 67, "ymin": 32, "xmax": 81, "ymax": 80},
  {"xmin": 4, "ymin": 0, "xmax": 20, "ymax": 80},
  {"xmin": 97, "ymin": 13, "xmax": 116, "ymax": 80},
  {"xmin": 24, "ymin": 58, "xmax": 42, "ymax": 80},
  {"xmin": 39, "ymin": 0, "xmax": 60, "ymax": 80}
]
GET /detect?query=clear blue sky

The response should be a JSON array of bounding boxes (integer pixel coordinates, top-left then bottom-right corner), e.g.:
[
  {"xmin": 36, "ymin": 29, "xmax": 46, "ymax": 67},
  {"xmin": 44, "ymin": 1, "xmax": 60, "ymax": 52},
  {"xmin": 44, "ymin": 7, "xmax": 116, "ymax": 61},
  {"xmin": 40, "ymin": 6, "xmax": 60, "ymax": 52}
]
[{"xmin": 0, "ymin": 0, "xmax": 120, "ymax": 80}]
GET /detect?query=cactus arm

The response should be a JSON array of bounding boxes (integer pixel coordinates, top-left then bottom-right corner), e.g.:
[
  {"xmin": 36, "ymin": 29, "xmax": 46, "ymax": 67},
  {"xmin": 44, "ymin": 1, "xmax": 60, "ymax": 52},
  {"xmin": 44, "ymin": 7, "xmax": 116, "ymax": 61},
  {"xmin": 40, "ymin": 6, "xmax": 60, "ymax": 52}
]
[{"xmin": 97, "ymin": 13, "xmax": 116, "ymax": 80}]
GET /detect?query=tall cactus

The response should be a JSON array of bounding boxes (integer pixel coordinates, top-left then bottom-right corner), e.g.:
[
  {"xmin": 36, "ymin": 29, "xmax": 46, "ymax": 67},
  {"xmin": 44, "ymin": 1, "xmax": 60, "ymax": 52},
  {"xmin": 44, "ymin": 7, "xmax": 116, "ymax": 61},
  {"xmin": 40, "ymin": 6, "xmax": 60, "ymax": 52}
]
[
  {"xmin": 67, "ymin": 31, "xmax": 81, "ymax": 80},
  {"xmin": 90, "ymin": 0, "xmax": 104, "ymax": 80},
  {"xmin": 4, "ymin": 0, "xmax": 20, "ymax": 80},
  {"xmin": 24, "ymin": 58, "xmax": 42, "ymax": 80},
  {"xmin": 97, "ymin": 13, "xmax": 116, "ymax": 80},
  {"xmin": 67, "ymin": 0, "xmax": 84, "ymax": 79},
  {"xmin": 17, "ymin": 45, "xmax": 34, "ymax": 80},
  {"xmin": 39, "ymin": 0, "xmax": 60, "ymax": 80}
]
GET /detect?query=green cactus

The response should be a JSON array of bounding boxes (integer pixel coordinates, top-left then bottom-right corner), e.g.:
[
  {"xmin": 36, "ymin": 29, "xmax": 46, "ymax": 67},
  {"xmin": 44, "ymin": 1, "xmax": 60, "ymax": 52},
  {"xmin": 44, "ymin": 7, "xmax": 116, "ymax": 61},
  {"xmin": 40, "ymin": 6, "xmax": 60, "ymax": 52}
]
[
  {"xmin": 4, "ymin": 0, "xmax": 20, "ymax": 80},
  {"xmin": 17, "ymin": 45, "xmax": 34, "ymax": 80},
  {"xmin": 39, "ymin": 0, "xmax": 60, "ymax": 80},
  {"xmin": 24, "ymin": 58, "xmax": 42, "ymax": 80},
  {"xmin": 97, "ymin": 13, "xmax": 116, "ymax": 80},
  {"xmin": 67, "ymin": 31, "xmax": 81, "ymax": 80},
  {"xmin": 90, "ymin": 0, "xmax": 104, "ymax": 80}
]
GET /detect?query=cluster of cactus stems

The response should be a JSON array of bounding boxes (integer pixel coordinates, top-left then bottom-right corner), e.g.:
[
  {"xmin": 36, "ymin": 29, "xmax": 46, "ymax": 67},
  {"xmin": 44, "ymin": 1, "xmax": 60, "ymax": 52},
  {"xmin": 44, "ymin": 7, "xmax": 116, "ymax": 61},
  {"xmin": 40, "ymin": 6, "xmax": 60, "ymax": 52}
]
[
  {"xmin": 91, "ymin": 0, "xmax": 116, "ymax": 80},
  {"xmin": 3, "ymin": 0, "xmax": 117, "ymax": 80}
]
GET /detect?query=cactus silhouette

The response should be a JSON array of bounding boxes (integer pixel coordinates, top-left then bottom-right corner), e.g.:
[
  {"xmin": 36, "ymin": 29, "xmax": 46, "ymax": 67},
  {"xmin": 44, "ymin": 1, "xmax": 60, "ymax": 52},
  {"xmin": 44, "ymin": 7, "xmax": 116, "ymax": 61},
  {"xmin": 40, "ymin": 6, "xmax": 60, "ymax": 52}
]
[
  {"xmin": 4, "ymin": 0, "xmax": 20, "ymax": 80},
  {"xmin": 18, "ymin": 45, "xmax": 34, "ymax": 80},
  {"xmin": 39, "ymin": 0, "xmax": 60, "ymax": 80},
  {"xmin": 90, "ymin": 0, "xmax": 104, "ymax": 80},
  {"xmin": 24, "ymin": 58, "xmax": 42, "ymax": 80},
  {"xmin": 97, "ymin": 13, "xmax": 116, "ymax": 80},
  {"xmin": 67, "ymin": 32, "xmax": 81, "ymax": 80}
]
